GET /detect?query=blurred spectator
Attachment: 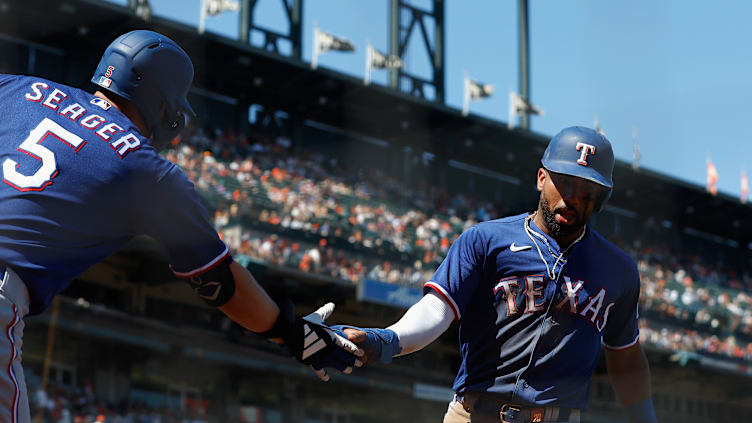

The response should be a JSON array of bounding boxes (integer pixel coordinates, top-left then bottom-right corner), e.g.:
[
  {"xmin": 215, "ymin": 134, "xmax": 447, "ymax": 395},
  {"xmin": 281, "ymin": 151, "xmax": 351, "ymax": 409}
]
[{"xmin": 167, "ymin": 126, "xmax": 752, "ymax": 364}]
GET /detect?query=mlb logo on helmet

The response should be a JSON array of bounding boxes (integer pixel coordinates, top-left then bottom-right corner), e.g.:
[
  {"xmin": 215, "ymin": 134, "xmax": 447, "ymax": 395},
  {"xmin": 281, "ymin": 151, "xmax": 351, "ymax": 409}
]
[
  {"xmin": 97, "ymin": 65, "xmax": 115, "ymax": 88},
  {"xmin": 98, "ymin": 76, "xmax": 112, "ymax": 88}
]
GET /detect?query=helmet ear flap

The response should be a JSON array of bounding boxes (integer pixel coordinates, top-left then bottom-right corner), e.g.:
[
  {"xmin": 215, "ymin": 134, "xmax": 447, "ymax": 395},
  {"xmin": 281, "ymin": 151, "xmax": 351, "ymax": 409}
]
[
  {"xmin": 596, "ymin": 189, "xmax": 612, "ymax": 212},
  {"xmin": 150, "ymin": 103, "xmax": 188, "ymax": 150}
]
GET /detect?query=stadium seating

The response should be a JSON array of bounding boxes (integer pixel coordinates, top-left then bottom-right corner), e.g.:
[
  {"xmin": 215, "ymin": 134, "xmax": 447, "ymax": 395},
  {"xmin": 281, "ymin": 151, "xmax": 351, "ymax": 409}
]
[{"xmin": 169, "ymin": 126, "xmax": 752, "ymax": 365}]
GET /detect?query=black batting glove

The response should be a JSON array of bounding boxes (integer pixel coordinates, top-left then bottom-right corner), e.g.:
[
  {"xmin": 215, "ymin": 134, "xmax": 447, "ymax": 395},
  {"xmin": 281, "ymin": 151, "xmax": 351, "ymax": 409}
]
[{"xmin": 260, "ymin": 297, "xmax": 364, "ymax": 381}]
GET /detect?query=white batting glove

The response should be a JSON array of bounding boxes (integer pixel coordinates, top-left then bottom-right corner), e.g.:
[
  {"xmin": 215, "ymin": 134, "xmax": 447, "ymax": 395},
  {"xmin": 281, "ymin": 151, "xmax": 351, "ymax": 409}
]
[{"xmin": 303, "ymin": 302, "xmax": 364, "ymax": 381}]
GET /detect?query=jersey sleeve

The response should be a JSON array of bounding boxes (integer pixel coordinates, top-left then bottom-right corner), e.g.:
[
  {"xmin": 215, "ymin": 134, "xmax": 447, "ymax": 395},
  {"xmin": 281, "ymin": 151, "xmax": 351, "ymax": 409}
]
[
  {"xmin": 602, "ymin": 261, "xmax": 641, "ymax": 350},
  {"xmin": 424, "ymin": 225, "xmax": 485, "ymax": 321},
  {"xmin": 137, "ymin": 162, "xmax": 230, "ymax": 277}
]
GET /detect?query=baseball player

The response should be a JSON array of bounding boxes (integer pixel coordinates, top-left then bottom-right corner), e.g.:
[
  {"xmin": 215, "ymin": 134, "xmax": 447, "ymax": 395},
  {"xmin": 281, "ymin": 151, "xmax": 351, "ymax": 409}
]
[
  {"xmin": 336, "ymin": 127, "xmax": 657, "ymax": 423},
  {"xmin": 0, "ymin": 30, "xmax": 361, "ymax": 423}
]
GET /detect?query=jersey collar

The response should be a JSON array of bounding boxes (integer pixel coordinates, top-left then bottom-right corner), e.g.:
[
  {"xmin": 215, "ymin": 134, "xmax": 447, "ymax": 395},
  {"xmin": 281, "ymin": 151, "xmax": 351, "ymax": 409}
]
[
  {"xmin": 524, "ymin": 212, "xmax": 588, "ymax": 281},
  {"xmin": 525, "ymin": 212, "xmax": 588, "ymax": 255}
]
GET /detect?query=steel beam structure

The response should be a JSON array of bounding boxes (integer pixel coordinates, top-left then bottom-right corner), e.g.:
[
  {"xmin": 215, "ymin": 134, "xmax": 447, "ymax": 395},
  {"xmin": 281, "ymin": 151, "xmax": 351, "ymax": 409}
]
[
  {"xmin": 389, "ymin": 0, "xmax": 445, "ymax": 103},
  {"xmin": 240, "ymin": 0, "xmax": 303, "ymax": 59}
]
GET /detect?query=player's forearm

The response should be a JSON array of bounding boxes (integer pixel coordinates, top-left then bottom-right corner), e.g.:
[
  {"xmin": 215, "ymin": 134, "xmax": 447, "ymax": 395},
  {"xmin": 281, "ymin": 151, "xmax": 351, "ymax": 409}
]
[
  {"xmin": 606, "ymin": 344, "xmax": 652, "ymax": 405},
  {"xmin": 387, "ymin": 291, "xmax": 454, "ymax": 356},
  {"xmin": 610, "ymin": 359, "xmax": 651, "ymax": 404},
  {"xmin": 339, "ymin": 292, "xmax": 454, "ymax": 366},
  {"xmin": 606, "ymin": 344, "xmax": 657, "ymax": 423},
  {"xmin": 219, "ymin": 261, "xmax": 279, "ymax": 333}
]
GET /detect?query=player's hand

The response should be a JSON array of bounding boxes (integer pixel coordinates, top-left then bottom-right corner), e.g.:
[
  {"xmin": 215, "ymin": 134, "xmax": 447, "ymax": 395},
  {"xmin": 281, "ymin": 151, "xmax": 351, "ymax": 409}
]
[
  {"xmin": 260, "ymin": 298, "xmax": 364, "ymax": 382},
  {"xmin": 303, "ymin": 303, "xmax": 365, "ymax": 381},
  {"xmin": 331, "ymin": 325, "xmax": 401, "ymax": 366}
]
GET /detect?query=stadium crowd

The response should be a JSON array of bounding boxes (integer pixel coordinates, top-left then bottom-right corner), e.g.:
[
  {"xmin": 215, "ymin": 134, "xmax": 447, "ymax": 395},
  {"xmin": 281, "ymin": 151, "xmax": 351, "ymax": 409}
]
[
  {"xmin": 23, "ymin": 125, "xmax": 752, "ymax": 423},
  {"xmin": 29, "ymin": 384, "xmax": 208, "ymax": 423},
  {"xmin": 167, "ymin": 127, "xmax": 752, "ymax": 363}
]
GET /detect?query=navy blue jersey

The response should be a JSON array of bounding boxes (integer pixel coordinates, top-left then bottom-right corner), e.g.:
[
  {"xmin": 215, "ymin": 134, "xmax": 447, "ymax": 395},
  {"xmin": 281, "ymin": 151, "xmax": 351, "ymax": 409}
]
[
  {"xmin": 0, "ymin": 74, "xmax": 228, "ymax": 314},
  {"xmin": 424, "ymin": 213, "xmax": 640, "ymax": 410}
]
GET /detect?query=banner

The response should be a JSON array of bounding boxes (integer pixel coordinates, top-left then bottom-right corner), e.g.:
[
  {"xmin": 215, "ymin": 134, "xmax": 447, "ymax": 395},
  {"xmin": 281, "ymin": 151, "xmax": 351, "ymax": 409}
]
[{"xmin": 357, "ymin": 279, "xmax": 422, "ymax": 309}]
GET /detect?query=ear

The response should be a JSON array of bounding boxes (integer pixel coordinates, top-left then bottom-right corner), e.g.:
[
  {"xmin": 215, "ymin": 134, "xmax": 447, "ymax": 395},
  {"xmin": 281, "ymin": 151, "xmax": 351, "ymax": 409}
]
[{"xmin": 536, "ymin": 168, "xmax": 547, "ymax": 192}]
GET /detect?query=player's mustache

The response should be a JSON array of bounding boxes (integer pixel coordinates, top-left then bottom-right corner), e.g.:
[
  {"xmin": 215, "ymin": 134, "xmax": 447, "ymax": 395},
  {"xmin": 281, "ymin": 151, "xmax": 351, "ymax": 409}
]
[{"xmin": 554, "ymin": 206, "xmax": 580, "ymax": 220}]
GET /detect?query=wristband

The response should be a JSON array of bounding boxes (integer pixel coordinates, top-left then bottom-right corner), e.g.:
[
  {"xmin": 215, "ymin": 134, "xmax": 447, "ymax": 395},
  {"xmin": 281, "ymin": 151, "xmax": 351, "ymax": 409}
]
[
  {"xmin": 258, "ymin": 296, "xmax": 297, "ymax": 342},
  {"xmin": 331, "ymin": 325, "xmax": 401, "ymax": 364}
]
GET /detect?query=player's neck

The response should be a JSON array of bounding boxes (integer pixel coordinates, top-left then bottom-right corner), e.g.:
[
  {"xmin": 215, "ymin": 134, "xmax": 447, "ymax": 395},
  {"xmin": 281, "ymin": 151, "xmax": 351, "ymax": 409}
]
[
  {"xmin": 531, "ymin": 209, "xmax": 584, "ymax": 250},
  {"xmin": 93, "ymin": 91, "xmax": 151, "ymax": 138}
]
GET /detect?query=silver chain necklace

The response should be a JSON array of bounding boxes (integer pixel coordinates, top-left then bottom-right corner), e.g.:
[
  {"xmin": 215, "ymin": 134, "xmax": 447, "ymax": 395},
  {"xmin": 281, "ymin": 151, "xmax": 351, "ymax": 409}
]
[{"xmin": 523, "ymin": 212, "xmax": 585, "ymax": 280}]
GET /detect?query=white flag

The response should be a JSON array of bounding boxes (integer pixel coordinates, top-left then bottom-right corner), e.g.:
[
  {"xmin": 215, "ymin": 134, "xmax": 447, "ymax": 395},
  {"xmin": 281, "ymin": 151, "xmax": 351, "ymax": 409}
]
[
  {"xmin": 369, "ymin": 47, "xmax": 403, "ymax": 69},
  {"xmin": 317, "ymin": 30, "xmax": 355, "ymax": 53},
  {"xmin": 507, "ymin": 92, "xmax": 544, "ymax": 128},
  {"xmin": 134, "ymin": 0, "xmax": 152, "ymax": 21},
  {"xmin": 468, "ymin": 79, "xmax": 494, "ymax": 100},
  {"xmin": 593, "ymin": 113, "xmax": 605, "ymax": 136},
  {"xmin": 312, "ymin": 28, "xmax": 355, "ymax": 69},
  {"xmin": 206, "ymin": 0, "xmax": 240, "ymax": 16},
  {"xmin": 462, "ymin": 74, "xmax": 494, "ymax": 116},
  {"xmin": 199, "ymin": 0, "xmax": 239, "ymax": 33},
  {"xmin": 510, "ymin": 92, "xmax": 542, "ymax": 116},
  {"xmin": 364, "ymin": 44, "xmax": 402, "ymax": 85}
]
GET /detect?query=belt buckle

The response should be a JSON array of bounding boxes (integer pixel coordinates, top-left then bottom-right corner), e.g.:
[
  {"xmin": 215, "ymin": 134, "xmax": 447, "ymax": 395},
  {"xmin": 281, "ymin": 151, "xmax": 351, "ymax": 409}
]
[{"xmin": 500, "ymin": 403, "xmax": 522, "ymax": 423}]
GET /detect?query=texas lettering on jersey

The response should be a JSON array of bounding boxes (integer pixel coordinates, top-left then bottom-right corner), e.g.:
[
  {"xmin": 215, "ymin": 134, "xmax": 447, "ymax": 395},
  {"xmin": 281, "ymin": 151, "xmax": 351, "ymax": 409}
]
[
  {"xmin": 425, "ymin": 213, "xmax": 641, "ymax": 410},
  {"xmin": 493, "ymin": 275, "xmax": 614, "ymax": 333},
  {"xmin": 24, "ymin": 81, "xmax": 141, "ymax": 158}
]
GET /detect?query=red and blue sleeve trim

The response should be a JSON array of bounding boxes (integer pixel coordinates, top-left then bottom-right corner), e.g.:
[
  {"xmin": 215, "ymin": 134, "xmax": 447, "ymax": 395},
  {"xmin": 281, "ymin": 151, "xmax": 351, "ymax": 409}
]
[
  {"xmin": 171, "ymin": 246, "xmax": 231, "ymax": 278},
  {"xmin": 602, "ymin": 332, "xmax": 640, "ymax": 351},
  {"xmin": 423, "ymin": 281, "xmax": 460, "ymax": 322}
]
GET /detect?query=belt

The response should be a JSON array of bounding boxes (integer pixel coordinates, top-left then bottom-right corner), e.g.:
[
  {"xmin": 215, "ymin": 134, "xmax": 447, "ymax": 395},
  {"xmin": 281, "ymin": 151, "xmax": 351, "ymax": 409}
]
[{"xmin": 457, "ymin": 393, "xmax": 577, "ymax": 423}]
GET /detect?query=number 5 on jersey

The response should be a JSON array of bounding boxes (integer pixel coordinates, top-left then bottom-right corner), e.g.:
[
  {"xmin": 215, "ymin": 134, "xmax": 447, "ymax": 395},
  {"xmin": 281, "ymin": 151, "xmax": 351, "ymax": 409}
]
[{"xmin": 3, "ymin": 118, "xmax": 85, "ymax": 191}]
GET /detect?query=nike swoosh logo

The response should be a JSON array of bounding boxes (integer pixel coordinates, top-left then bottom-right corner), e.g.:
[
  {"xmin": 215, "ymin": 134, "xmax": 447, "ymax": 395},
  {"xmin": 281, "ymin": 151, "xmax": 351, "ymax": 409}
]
[{"xmin": 510, "ymin": 243, "xmax": 532, "ymax": 252}]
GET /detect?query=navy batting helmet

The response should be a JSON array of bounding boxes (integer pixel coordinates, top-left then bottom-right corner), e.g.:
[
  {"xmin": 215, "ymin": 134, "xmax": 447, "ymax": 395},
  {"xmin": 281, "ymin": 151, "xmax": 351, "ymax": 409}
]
[
  {"xmin": 541, "ymin": 126, "xmax": 614, "ymax": 209},
  {"xmin": 92, "ymin": 30, "xmax": 195, "ymax": 148}
]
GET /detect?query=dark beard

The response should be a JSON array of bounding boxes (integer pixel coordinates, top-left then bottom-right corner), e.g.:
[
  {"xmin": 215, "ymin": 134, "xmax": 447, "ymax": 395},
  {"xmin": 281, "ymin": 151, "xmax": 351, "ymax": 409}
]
[
  {"xmin": 538, "ymin": 193, "xmax": 582, "ymax": 239},
  {"xmin": 539, "ymin": 195, "xmax": 562, "ymax": 237}
]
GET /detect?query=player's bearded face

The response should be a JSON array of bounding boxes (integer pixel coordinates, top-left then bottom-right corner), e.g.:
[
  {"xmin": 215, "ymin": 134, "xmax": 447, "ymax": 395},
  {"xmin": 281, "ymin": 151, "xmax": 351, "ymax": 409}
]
[
  {"xmin": 539, "ymin": 193, "xmax": 569, "ymax": 237},
  {"xmin": 538, "ymin": 170, "xmax": 601, "ymax": 237}
]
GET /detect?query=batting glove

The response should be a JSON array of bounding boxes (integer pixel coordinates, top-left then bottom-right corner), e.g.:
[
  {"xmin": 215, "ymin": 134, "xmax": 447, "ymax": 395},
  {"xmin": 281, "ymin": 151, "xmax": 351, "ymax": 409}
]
[
  {"xmin": 260, "ymin": 298, "xmax": 363, "ymax": 382},
  {"xmin": 330, "ymin": 325, "xmax": 401, "ymax": 365}
]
